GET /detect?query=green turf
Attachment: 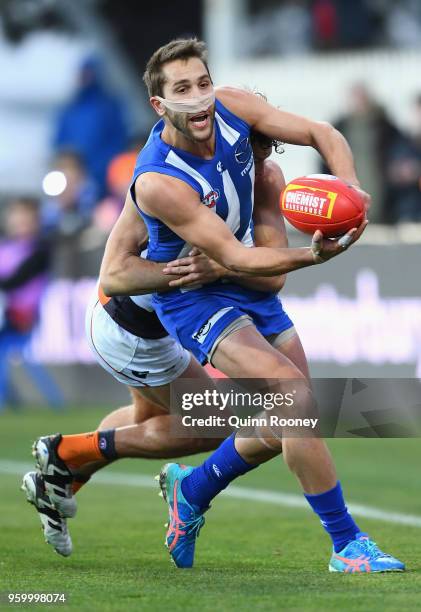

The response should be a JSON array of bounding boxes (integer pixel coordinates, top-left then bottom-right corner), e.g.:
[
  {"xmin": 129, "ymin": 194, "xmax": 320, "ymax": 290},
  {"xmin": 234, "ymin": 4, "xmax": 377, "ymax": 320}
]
[{"xmin": 1, "ymin": 407, "xmax": 421, "ymax": 611}]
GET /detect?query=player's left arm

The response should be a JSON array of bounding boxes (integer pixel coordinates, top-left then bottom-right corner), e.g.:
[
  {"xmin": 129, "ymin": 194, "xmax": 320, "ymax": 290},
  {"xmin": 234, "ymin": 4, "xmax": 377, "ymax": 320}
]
[{"xmin": 216, "ymin": 86, "xmax": 370, "ymax": 209}]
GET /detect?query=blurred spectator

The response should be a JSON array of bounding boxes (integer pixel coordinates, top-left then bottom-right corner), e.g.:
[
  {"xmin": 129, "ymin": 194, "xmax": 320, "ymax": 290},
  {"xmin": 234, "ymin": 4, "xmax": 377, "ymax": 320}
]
[
  {"xmin": 41, "ymin": 150, "xmax": 99, "ymax": 237},
  {"xmin": 312, "ymin": 0, "xmax": 339, "ymax": 50},
  {"xmin": 88, "ymin": 135, "xmax": 146, "ymax": 239},
  {"xmin": 387, "ymin": 94, "xmax": 421, "ymax": 222},
  {"xmin": 41, "ymin": 150, "xmax": 100, "ymax": 278},
  {"xmin": 53, "ymin": 56, "xmax": 129, "ymax": 194},
  {"xmin": 385, "ymin": 0, "xmax": 421, "ymax": 49},
  {"xmin": 327, "ymin": 83, "xmax": 403, "ymax": 223},
  {"xmin": 0, "ymin": 198, "xmax": 50, "ymax": 333},
  {"xmin": 275, "ymin": 0, "xmax": 313, "ymax": 55},
  {"xmin": 335, "ymin": 0, "xmax": 374, "ymax": 49},
  {"xmin": 93, "ymin": 149, "xmax": 138, "ymax": 235},
  {"xmin": 410, "ymin": 93, "xmax": 421, "ymax": 147},
  {"xmin": 0, "ymin": 198, "xmax": 61, "ymax": 408},
  {"xmin": 246, "ymin": 0, "xmax": 421, "ymax": 54},
  {"xmin": 246, "ymin": 0, "xmax": 312, "ymax": 57},
  {"xmin": 72, "ymin": 138, "xmax": 145, "ymax": 276}
]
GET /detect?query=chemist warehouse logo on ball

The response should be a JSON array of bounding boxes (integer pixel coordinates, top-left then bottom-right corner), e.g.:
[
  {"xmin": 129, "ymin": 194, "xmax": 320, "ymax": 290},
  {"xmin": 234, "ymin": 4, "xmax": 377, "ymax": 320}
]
[
  {"xmin": 202, "ymin": 189, "xmax": 220, "ymax": 209},
  {"xmin": 282, "ymin": 184, "xmax": 337, "ymax": 218}
]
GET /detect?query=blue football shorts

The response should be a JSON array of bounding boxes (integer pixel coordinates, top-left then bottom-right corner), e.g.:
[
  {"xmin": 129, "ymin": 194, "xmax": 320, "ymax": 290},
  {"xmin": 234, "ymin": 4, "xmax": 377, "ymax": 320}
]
[{"xmin": 153, "ymin": 283, "xmax": 294, "ymax": 365}]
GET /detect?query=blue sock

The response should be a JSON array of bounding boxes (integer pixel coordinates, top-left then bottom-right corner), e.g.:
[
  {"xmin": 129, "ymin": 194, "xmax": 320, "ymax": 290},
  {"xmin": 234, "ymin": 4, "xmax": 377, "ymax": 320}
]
[
  {"xmin": 304, "ymin": 481, "xmax": 360, "ymax": 553},
  {"xmin": 181, "ymin": 434, "xmax": 255, "ymax": 510}
]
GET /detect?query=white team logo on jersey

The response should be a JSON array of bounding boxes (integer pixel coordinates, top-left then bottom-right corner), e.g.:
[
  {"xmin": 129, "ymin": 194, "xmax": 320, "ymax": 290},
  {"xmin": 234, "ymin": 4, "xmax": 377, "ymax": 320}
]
[{"xmin": 235, "ymin": 137, "xmax": 252, "ymax": 164}]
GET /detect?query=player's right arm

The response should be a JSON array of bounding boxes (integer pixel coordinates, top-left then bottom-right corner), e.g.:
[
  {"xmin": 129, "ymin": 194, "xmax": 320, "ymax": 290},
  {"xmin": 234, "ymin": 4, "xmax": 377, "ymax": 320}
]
[{"xmin": 137, "ymin": 173, "xmax": 365, "ymax": 281}]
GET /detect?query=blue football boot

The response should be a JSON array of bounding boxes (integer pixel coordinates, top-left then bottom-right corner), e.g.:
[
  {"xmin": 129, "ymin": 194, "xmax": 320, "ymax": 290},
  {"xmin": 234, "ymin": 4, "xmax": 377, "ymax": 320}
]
[
  {"xmin": 157, "ymin": 463, "xmax": 206, "ymax": 568},
  {"xmin": 329, "ymin": 532, "xmax": 405, "ymax": 573}
]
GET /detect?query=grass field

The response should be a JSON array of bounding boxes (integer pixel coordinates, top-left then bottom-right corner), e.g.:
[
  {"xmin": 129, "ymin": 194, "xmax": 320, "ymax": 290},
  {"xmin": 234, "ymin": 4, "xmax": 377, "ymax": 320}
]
[{"xmin": 1, "ymin": 407, "xmax": 421, "ymax": 611}]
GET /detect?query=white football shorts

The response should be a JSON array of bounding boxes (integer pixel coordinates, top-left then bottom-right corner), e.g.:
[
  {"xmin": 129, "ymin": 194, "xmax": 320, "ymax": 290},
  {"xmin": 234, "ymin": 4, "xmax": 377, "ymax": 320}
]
[{"xmin": 85, "ymin": 297, "xmax": 191, "ymax": 388}]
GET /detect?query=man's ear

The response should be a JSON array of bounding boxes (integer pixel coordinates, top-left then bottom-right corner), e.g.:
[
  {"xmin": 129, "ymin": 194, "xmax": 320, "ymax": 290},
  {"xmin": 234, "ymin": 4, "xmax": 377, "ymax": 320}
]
[{"xmin": 150, "ymin": 97, "xmax": 166, "ymax": 117}]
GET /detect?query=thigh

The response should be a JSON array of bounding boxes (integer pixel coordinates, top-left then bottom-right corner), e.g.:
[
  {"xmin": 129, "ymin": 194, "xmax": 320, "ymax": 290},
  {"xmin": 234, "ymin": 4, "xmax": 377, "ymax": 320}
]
[
  {"xmin": 212, "ymin": 324, "xmax": 306, "ymax": 381},
  {"xmin": 130, "ymin": 353, "xmax": 217, "ymax": 417},
  {"xmin": 272, "ymin": 332, "xmax": 310, "ymax": 383}
]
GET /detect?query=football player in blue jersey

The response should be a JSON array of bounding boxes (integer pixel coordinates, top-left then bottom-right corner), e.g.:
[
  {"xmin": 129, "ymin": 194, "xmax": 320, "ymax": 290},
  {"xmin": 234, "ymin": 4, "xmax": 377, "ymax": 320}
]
[{"xmin": 130, "ymin": 38, "xmax": 402, "ymax": 573}]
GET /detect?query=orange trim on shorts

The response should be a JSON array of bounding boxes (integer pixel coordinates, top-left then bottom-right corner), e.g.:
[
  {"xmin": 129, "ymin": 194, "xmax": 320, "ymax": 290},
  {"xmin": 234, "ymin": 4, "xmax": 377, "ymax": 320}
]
[{"xmin": 98, "ymin": 285, "xmax": 111, "ymax": 306}]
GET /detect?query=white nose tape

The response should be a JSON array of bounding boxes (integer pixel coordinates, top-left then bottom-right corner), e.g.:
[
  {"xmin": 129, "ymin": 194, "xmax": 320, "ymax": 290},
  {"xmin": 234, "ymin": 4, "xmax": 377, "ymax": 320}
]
[{"xmin": 155, "ymin": 91, "xmax": 215, "ymax": 114}]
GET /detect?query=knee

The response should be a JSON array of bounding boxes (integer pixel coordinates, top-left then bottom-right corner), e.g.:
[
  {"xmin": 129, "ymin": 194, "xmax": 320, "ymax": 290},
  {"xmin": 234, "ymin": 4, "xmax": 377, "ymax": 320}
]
[
  {"xmin": 266, "ymin": 380, "xmax": 317, "ymax": 443},
  {"xmin": 261, "ymin": 360, "xmax": 313, "ymax": 415},
  {"xmin": 278, "ymin": 382, "xmax": 315, "ymax": 420}
]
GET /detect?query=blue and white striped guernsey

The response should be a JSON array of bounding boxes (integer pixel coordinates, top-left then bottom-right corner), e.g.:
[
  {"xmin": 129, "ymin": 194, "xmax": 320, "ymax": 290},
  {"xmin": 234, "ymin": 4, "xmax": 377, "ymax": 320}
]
[
  {"xmin": 128, "ymin": 98, "xmax": 294, "ymax": 364},
  {"xmin": 130, "ymin": 98, "xmax": 255, "ymax": 270}
]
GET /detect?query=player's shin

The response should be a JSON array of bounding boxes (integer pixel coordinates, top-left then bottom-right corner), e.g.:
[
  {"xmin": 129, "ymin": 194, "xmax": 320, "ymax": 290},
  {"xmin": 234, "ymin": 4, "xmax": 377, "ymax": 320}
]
[
  {"xmin": 180, "ymin": 432, "xmax": 274, "ymax": 511},
  {"xmin": 275, "ymin": 398, "xmax": 359, "ymax": 552},
  {"xmin": 64, "ymin": 415, "xmax": 220, "ymax": 495},
  {"xmin": 281, "ymin": 435, "xmax": 360, "ymax": 551},
  {"xmin": 305, "ymin": 480, "xmax": 360, "ymax": 553},
  {"xmin": 57, "ymin": 429, "xmax": 117, "ymax": 469}
]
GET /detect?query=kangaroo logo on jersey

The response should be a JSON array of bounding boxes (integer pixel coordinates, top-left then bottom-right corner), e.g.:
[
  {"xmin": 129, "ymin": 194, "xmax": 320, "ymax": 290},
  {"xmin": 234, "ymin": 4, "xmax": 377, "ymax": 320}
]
[
  {"xmin": 202, "ymin": 189, "xmax": 220, "ymax": 209},
  {"xmin": 192, "ymin": 307, "xmax": 234, "ymax": 344},
  {"xmin": 235, "ymin": 137, "xmax": 252, "ymax": 164}
]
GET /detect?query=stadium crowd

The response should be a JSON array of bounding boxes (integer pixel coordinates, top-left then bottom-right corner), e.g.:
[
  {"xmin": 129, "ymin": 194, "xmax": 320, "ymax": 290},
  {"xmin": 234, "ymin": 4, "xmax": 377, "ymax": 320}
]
[{"xmin": 246, "ymin": 0, "xmax": 421, "ymax": 56}]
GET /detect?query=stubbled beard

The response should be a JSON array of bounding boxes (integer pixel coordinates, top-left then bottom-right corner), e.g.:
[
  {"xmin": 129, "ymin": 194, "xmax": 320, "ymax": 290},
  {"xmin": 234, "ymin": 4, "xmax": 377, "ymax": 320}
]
[
  {"xmin": 166, "ymin": 110, "xmax": 191, "ymax": 139},
  {"xmin": 165, "ymin": 109, "xmax": 213, "ymax": 142}
]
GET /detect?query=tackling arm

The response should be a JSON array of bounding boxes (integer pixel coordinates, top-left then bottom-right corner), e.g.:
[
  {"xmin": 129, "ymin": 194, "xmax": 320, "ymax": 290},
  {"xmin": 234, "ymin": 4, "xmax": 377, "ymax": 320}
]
[{"xmin": 99, "ymin": 194, "xmax": 179, "ymax": 296}]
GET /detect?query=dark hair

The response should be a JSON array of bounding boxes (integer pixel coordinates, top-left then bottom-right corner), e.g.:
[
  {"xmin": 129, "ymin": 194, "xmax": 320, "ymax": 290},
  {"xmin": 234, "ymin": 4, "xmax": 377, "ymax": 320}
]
[
  {"xmin": 249, "ymin": 90, "xmax": 284, "ymax": 154},
  {"xmin": 143, "ymin": 38, "xmax": 210, "ymax": 97},
  {"xmin": 250, "ymin": 131, "xmax": 285, "ymax": 155}
]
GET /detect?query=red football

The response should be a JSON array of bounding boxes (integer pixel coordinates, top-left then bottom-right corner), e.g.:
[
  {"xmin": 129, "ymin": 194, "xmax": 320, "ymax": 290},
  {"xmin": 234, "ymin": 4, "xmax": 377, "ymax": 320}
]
[{"xmin": 280, "ymin": 174, "xmax": 365, "ymax": 237}]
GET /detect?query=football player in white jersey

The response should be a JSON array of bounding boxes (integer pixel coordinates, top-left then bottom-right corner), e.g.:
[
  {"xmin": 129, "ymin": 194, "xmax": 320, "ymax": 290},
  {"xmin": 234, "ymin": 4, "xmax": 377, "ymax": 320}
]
[{"xmin": 22, "ymin": 131, "xmax": 304, "ymax": 557}]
